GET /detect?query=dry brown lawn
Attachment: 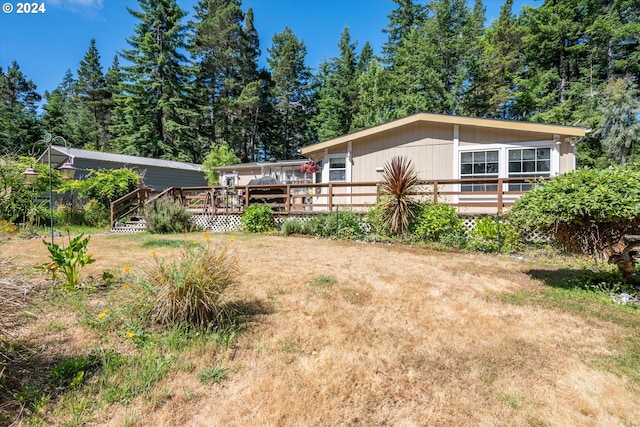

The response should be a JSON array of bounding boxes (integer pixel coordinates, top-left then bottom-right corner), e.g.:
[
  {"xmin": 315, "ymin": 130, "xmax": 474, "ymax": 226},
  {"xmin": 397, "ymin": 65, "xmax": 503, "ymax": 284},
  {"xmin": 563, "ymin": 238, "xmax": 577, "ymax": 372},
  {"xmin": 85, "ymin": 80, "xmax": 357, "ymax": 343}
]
[{"xmin": 1, "ymin": 232, "xmax": 639, "ymax": 426}]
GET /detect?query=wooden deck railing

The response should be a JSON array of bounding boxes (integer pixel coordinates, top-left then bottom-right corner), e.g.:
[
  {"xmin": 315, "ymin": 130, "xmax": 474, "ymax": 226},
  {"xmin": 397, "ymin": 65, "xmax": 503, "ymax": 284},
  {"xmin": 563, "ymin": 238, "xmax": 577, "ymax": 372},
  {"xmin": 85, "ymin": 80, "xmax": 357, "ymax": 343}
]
[{"xmin": 110, "ymin": 177, "xmax": 546, "ymax": 228}]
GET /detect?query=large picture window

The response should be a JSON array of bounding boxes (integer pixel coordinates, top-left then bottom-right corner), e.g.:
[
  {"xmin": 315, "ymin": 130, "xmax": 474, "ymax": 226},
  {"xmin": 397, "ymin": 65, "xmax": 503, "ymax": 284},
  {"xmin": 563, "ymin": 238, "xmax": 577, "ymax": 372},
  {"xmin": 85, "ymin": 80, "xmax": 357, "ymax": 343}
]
[
  {"xmin": 328, "ymin": 157, "xmax": 346, "ymax": 181},
  {"xmin": 508, "ymin": 147, "xmax": 551, "ymax": 191},
  {"xmin": 460, "ymin": 150, "xmax": 499, "ymax": 192}
]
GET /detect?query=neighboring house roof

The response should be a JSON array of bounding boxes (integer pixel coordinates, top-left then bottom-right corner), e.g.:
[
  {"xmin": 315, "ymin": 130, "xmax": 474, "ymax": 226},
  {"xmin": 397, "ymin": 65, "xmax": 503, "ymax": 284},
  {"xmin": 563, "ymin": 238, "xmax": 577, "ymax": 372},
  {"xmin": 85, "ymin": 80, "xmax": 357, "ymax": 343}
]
[
  {"xmin": 301, "ymin": 112, "xmax": 587, "ymax": 155},
  {"xmin": 213, "ymin": 159, "xmax": 306, "ymax": 172},
  {"xmin": 43, "ymin": 145, "xmax": 202, "ymax": 171}
]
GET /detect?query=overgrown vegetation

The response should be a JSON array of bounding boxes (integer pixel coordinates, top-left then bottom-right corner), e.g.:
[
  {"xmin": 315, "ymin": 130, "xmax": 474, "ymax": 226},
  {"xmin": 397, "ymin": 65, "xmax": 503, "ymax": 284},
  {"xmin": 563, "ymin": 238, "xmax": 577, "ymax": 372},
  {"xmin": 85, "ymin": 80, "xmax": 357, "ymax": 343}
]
[
  {"xmin": 146, "ymin": 197, "xmax": 193, "ymax": 234},
  {"xmin": 510, "ymin": 165, "xmax": 640, "ymax": 279}
]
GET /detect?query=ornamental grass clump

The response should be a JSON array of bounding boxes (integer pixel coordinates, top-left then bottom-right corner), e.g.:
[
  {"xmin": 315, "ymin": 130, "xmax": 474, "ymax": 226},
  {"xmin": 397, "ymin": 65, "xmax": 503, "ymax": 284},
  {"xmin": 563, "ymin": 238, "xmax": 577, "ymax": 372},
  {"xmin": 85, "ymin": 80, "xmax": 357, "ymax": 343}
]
[{"xmin": 144, "ymin": 243, "xmax": 237, "ymax": 329}]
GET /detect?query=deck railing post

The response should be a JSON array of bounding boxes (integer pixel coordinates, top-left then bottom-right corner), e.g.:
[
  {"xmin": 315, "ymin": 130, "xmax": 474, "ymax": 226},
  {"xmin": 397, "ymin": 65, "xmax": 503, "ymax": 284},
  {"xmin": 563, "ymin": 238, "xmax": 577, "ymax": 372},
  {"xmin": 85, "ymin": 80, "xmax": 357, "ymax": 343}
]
[
  {"xmin": 328, "ymin": 184, "xmax": 333, "ymax": 213},
  {"xmin": 433, "ymin": 181, "xmax": 438, "ymax": 204},
  {"xmin": 286, "ymin": 185, "xmax": 291, "ymax": 214}
]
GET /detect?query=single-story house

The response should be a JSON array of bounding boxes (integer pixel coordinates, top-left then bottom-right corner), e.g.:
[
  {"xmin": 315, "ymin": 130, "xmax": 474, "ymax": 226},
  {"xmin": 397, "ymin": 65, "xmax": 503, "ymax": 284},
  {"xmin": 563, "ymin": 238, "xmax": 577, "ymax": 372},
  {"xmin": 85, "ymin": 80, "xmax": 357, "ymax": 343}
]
[
  {"xmin": 41, "ymin": 145, "xmax": 207, "ymax": 191},
  {"xmin": 213, "ymin": 159, "xmax": 310, "ymax": 187},
  {"xmin": 300, "ymin": 113, "xmax": 587, "ymax": 213}
]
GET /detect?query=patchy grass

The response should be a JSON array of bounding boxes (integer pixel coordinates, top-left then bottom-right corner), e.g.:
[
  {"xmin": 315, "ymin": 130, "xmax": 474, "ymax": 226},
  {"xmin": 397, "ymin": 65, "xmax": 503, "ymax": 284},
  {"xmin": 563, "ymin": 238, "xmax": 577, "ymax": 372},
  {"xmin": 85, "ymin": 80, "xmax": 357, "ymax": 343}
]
[{"xmin": 1, "ymin": 233, "xmax": 639, "ymax": 426}]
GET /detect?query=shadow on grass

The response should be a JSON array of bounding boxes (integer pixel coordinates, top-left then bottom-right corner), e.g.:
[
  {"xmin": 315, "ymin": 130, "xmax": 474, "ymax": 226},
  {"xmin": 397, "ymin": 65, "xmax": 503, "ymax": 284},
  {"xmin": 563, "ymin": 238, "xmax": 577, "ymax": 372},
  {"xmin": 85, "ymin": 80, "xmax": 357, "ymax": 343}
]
[
  {"xmin": 526, "ymin": 267, "xmax": 634, "ymax": 292},
  {"xmin": 221, "ymin": 298, "xmax": 274, "ymax": 331},
  {"xmin": 0, "ymin": 341, "xmax": 100, "ymax": 426}
]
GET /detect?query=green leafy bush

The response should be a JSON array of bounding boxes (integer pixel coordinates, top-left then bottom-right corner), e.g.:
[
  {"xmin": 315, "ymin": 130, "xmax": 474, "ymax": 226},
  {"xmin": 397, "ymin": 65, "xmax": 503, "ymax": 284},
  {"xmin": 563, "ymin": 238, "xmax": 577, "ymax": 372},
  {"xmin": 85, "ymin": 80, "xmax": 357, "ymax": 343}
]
[
  {"xmin": 298, "ymin": 211, "xmax": 366, "ymax": 239},
  {"xmin": 240, "ymin": 204, "xmax": 274, "ymax": 233},
  {"xmin": 43, "ymin": 233, "xmax": 95, "ymax": 289},
  {"xmin": 281, "ymin": 219, "xmax": 304, "ymax": 235},
  {"xmin": 510, "ymin": 165, "xmax": 640, "ymax": 277},
  {"xmin": 66, "ymin": 168, "xmax": 140, "ymax": 211},
  {"xmin": 413, "ymin": 202, "xmax": 462, "ymax": 241},
  {"xmin": 142, "ymin": 243, "xmax": 237, "ymax": 328},
  {"xmin": 365, "ymin": 204, "xmax": 391, "ymax": 238},
  {"xmin": 147, "ymin": 197, "xmax": 192, "ymax": 234},
  {"xmin": 467, "ymin": 216, "xmax": 521, "ymax": 253},
  {"xmin": 325, "ymin": 210, "xmax": 367, "ymax": 240}
]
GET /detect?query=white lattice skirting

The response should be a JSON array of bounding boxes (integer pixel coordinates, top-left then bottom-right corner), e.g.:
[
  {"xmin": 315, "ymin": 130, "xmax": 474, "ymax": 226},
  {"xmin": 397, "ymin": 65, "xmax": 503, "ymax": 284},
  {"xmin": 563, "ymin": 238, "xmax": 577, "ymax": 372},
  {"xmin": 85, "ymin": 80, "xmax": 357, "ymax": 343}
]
[{"xmin": 116, "ymin": 213, "xmax": 548, "ymax": 243}]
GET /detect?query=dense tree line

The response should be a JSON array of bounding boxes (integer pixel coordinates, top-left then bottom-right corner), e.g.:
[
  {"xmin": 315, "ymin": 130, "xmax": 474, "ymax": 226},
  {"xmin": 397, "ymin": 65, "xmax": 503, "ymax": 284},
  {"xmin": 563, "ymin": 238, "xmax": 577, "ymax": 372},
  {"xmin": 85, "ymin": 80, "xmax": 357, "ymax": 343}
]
[{"xmin": 1, "ymin": 0, "xmax": 638, "ymax": 166}]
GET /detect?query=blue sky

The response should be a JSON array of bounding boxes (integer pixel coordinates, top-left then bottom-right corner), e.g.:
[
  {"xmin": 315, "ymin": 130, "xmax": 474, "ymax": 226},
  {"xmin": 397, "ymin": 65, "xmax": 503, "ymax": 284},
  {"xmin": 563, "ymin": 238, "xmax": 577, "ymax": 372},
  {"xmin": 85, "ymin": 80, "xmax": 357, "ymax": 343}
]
[{"xmin": 0, "ymin": 0, "xmax": 538, "ymax": 97}]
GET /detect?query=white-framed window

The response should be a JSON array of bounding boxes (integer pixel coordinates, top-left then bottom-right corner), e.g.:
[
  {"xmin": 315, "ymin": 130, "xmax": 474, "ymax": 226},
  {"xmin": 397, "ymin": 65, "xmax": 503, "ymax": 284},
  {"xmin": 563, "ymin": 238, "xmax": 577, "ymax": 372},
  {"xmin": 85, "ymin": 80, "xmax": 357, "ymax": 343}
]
[
  {"xmin": 460, "ymin": 150, "xmax": 499, "ymax": 192},
  {"xmin": 508, "ymin": 147, "xmax": 551, "ymax": 191},
  {"xmin": 328, "ymin": 156, "xmax": 347, "ymax": 182}
]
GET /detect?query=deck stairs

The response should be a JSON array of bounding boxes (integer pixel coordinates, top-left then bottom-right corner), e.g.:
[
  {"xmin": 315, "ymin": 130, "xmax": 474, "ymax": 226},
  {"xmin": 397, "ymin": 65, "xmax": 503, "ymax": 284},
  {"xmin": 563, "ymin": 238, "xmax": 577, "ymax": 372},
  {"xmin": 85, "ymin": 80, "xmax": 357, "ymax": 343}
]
[{"xmin": 111, "ymin": 217, "xmax": 147, "ymax": 233}]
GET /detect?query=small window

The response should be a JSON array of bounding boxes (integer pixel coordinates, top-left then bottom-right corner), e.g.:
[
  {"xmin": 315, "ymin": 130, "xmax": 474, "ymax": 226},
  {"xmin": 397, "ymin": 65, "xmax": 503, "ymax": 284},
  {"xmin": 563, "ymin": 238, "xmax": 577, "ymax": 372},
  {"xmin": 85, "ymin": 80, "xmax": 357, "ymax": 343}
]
[
  {"xmin": 329, "ymin": 157, "xmax": 346, "ymax": 182},
  {"xmin": 460, "ymin": 150, "xmax": 499, "ymax": 192},
  {"xmin": 508, "ymin": 147, "xmax": 551, "ymax": 191}
]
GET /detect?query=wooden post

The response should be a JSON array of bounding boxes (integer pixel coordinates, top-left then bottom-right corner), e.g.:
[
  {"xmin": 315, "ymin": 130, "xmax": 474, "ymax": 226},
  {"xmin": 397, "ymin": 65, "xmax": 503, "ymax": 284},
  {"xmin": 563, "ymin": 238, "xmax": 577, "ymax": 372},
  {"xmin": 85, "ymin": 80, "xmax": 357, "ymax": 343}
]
[
  {"xmin": 286, "ymin": 185, "xmax": 291, "ymax": 214},
  {"xmin": 328, "ymin": 184, "xmax": 333, "ymax": 213},
  {"xmin": 433, "ymin": 181, "xmax": 438, "ymax": 204}
]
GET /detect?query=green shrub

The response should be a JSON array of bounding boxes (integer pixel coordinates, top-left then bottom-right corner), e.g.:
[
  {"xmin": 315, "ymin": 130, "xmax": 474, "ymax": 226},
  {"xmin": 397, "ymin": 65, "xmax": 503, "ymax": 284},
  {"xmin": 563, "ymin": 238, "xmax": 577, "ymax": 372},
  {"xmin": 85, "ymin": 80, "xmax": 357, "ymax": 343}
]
[
  {"xmin": 82, "ymin": 200, "xmax": 109, "ymax": 227},
  {"xmin": 143, "ymin": 244, "xmax": 237, "ymax": 328},
  {"xmin": 240, "ymin": 204, "xmax": 274, "ymax": 233},
  {"xmin": 298, "ymin": 211, "xmax": 366, "ymax": 239},
  {"xmin": 56, "ymin": 205, "xmax": 86, "ymax": 226},
  {"xmin": 325, "ymin": 210, "xmax": 366, "ymax": 240},
  {"xmin": 281, "ymin": 219, "xmax": 304, "ymax": 235},
  {"xmin": 147, "ymin": 198, "xmax": 192, "ymax": 234},
  {"xmin": 413, "ymin": 202, "xmax": 462, "ymax": 241},
  {"xmin": 66, "ymin": 168, "xmax": 140, "ymax": 211},
  {"xmin": 302, "ymin": 215, "xmax": 328, "ymax": 236},
  {"xmin": 467, "ymin": 216, "xmax": 522, "ymax": 253},
  {"xmin": 366, "ymin": 204, "xmax": 391, "ymax": 238},
  {"xmin": 510, "ymin": 165, "xmax": 640, "ymax": 279}
]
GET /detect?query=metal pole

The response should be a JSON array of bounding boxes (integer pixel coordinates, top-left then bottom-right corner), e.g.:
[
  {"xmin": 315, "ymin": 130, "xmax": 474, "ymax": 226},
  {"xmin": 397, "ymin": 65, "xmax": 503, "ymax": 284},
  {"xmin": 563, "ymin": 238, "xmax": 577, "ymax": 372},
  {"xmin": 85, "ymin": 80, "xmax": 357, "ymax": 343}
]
[
  {"xmin": 496, "ymin": 212, "xmax": 501, "ymax": 254},
  {"xmin": 48, "ymin": 142, "xmax": 54, "ymax": 245}
]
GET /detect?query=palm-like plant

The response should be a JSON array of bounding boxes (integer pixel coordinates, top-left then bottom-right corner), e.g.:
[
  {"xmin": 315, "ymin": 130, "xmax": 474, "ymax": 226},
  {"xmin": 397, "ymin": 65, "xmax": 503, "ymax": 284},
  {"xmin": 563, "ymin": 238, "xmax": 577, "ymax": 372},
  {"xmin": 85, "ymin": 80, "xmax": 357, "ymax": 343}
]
[{"xmin": 379, "ymin": 156, "xmax": 420, "ymax": 235}]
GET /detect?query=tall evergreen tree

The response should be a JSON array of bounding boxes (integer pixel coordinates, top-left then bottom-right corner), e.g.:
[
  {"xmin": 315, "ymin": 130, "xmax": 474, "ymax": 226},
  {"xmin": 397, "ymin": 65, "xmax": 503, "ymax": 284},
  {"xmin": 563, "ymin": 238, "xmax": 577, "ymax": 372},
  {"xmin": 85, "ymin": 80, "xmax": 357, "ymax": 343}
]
[
  {"xmin": 314, "ymin": 27, "xmax": 360, "ymax": 141},
  {"xmin": 41, "ymin": 70, "xmax": 76, "ymax": 143},
  {"xmin": 188, "ymin": 0, "xmax": 264, "ymax": 162},
  {"xmin": 110, "ymin": 0, "xmax": 194, "ymax": 161},
  {"xmin": 267, "ymin": 27, "xmax": 315, "ymax": 157},
  {"xmin": 0, "ymin": 62, "xmax": 42, "ymax": 155},
  {"xmin": 382, "ymin": 0, "xmax": 427, "ymax": 64},
  {"xmin": 75, "ymin": 39, "xmax": 111, "ymax": 150},
  {"xmin": 470, "ymin": 0, "xmax": 526, "ymax": 118}
]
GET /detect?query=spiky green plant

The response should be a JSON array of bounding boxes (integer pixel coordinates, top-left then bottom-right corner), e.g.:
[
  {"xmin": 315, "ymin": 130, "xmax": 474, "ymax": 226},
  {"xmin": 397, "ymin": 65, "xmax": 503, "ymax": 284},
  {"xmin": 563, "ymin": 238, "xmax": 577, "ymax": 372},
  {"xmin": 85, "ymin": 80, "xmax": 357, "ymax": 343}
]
[
  {"xmin": 378, "ymin": 156, "xmax": 420, "ymax": 235},
  {"xmin": 144, "ymin": 244, "xmax": 237, "ymax": 328}
]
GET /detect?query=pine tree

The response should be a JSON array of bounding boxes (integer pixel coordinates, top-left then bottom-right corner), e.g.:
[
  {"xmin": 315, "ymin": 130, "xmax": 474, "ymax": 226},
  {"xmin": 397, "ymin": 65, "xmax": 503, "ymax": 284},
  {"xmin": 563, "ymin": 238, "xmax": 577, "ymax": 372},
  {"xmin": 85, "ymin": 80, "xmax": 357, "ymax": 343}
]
[
  {"xmin": 382, "ymin": 0, "xmax": 427, "ymax": 64},
  {"xmin": 267, "ymin": 27, "xmax": 315, "ymax": 158},
  {"xmin": 75, "ymin": 39, "xmax": 111, "ymax": 150},
  {"xmin": 111, "ymin": 0, "xmax": 194, "ymax": 161},
  {"xmin": 0, "ymin": 62, "xmax": 42, "ymax": 155},
  {"xmin": 314, "ymin": 27, "xmax": 360, "ymax": 141}
]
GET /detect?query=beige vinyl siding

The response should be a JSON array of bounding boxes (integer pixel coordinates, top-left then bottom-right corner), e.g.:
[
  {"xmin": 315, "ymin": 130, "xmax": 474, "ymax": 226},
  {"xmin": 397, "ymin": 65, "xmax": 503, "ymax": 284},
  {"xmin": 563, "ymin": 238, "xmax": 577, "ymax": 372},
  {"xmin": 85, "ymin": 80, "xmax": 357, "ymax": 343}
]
[
  {"xmin": 559, "ymin": 139, "xmax": 575, "ymax": 173},
  {"xmin": 459, "ymin": 127, "xmax": 552, "ymax": 145},
  {"xmin": 352, "ymin": 122, "xmax": 453, "ymax": 182}
]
